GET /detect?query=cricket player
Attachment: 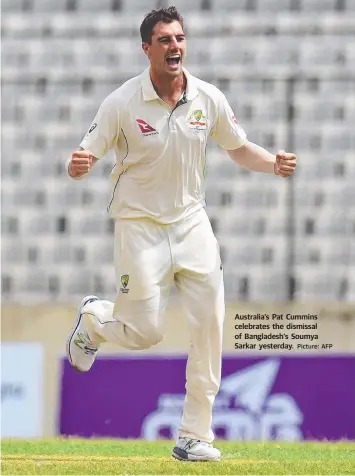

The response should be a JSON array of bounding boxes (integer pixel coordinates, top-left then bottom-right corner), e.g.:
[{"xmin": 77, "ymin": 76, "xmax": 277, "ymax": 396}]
[{"xmin": 65, "ymin": 6, "xmax": 296, "ymax": 462}]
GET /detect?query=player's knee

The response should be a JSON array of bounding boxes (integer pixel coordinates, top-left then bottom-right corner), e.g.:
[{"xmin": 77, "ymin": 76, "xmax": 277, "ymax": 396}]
[{"xmin": 135, "ymin": 329, "xmax": 163, "ymax": 350}]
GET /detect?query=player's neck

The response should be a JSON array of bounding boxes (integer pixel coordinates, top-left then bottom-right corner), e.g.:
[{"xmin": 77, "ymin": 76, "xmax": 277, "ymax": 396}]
[{"xmin": 150, "ymin": 69, "xmax": 186, "ymax": 105}]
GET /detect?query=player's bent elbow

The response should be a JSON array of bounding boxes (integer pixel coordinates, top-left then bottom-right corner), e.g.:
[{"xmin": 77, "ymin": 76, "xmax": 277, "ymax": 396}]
[{"xmin": 226, "ymin": 143, "xmax": 248, "ymax": 164}]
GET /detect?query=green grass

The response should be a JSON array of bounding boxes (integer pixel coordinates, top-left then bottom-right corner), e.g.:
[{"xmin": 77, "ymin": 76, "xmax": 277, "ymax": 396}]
[{"xmin": 2, "ymin": 439, "xmax": 355, "ymax": 475}]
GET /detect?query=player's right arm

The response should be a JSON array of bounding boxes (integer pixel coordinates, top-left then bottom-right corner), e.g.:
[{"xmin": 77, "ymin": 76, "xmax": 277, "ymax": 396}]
[
  {"xmin": 67, "ymin": 148, "xmax": 98, "ymax": 179},
  {"xmin": 66, "ymin": 92, "xmax": 119, "ymax": 180}
]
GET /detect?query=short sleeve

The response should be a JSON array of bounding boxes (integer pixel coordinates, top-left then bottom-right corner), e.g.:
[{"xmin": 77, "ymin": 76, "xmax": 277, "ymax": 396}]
[
  {"xmin": 210, "ymin": 93, "xmax": 247, "ymax": 150},
  {"xmin": 80, "ymin": 95, "xmax": 119, "ymax": 159}
]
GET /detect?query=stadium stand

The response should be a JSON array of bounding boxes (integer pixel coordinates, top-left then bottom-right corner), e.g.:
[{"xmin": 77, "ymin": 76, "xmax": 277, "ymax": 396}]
[{"xmin": 1, "ymin": 1, "xmax": 354, "ymax": 302}]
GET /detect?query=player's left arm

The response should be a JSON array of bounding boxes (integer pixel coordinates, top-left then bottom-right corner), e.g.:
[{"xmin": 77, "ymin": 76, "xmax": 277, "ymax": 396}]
[
  {"xmin": 210, "ymin": 91, "xmax": 296, "ymax": 178},
  {"xmin": 227, "ymin": 142, "xmax": 297, "ymax": 178}
]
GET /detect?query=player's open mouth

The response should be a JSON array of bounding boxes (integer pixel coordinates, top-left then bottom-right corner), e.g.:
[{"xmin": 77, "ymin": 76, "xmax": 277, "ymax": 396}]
[{"xmin": 166, "ymin": 55, "xmax": 181, "ymax": 69}]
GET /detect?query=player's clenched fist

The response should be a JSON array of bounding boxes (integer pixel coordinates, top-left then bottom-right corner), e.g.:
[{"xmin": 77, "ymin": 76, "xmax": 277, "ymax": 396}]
[
  {"xmin": 274, "ymin": 150, "xmax": 297, "ymax": 178},
  {"xmin": 68, "ymin": 150, "xmax": 94, "ymax": 178}
]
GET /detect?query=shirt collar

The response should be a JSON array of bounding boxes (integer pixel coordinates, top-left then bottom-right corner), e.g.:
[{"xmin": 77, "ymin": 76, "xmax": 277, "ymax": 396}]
[{"xmin": 141, "ymin": 67, "xmax": 199, "ymax": 102}]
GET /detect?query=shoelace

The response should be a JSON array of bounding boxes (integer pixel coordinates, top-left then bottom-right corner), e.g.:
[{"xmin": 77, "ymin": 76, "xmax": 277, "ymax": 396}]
[
  {"xmin": 83, "ymin": 345, "xmax": 97, "ymax": 355},
  {"xmin": 180, "ymin": 438, "xmax": 211, "ymax": 449},
  {"xmin": 79, "ymin": 331, "xmax": 98, "ymax": 355}
]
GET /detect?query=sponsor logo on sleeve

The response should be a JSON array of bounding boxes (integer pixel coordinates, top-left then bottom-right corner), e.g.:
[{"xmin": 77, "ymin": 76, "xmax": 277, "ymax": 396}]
[
  {"xmin": 120, "ymin": 274, "xmax": 130, "ymax": 294},
  {"xmin": 82, "ymin": 122, "xmax": 97, "ymax": 141}
]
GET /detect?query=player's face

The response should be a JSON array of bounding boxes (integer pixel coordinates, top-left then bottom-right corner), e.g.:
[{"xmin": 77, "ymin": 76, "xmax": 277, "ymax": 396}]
[{"xmin": 143, "ymin": 20, "xmax": 186, "ymax": 77}]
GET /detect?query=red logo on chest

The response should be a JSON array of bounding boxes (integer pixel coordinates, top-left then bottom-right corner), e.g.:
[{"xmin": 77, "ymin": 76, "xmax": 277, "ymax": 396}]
[{"xmin": 136, "ymin": 119, "xmax": 158, "ymax": 135}]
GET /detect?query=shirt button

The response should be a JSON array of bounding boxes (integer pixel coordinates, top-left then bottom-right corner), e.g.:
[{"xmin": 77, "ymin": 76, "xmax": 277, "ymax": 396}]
[{"xmin": 170, "ymin": 117, "xmax": 177, "ymax": 130}]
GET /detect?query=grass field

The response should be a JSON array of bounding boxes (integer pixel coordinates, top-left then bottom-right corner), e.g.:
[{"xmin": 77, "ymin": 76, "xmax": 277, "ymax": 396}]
[{"xmin": 2, "ymin": 439, "xmax": 355, "ymax": 475}]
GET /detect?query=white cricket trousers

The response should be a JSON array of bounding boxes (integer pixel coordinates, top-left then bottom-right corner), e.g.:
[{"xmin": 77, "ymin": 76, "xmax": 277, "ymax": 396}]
[{"xmin": 86, "ymin": 208, "xmax": 225, "ymax": 443}]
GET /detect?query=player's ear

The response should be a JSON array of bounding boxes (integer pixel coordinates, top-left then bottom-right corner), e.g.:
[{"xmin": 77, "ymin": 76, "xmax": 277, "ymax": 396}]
[{"xmin": 142, "ymin": 42, "xmax": 150, "ymax": 58}]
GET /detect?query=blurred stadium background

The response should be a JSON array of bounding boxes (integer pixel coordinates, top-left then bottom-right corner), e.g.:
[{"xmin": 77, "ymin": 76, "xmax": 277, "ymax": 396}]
[{"xmin": 1, "ymin": 0, "xmax": 355, "ymax": 442}]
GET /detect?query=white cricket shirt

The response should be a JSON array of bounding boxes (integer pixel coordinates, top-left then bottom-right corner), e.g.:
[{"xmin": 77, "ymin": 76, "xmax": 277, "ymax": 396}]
[{"xmin": 80, "ymin": 67, "xmax": 247, "ymax": 224}]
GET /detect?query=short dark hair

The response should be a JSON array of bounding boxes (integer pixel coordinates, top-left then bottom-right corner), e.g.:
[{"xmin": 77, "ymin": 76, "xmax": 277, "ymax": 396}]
[{"xmin": 140, "ymin": 6, "xmax": 184, "ymax": 45}]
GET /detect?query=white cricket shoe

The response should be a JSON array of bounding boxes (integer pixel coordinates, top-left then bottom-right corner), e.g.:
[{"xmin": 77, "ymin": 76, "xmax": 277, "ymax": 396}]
[
  {"xmin": 172, "ymin": 437, "xmax": 221, "ymax": 462},
  {"xmin": 67, "ymin": 295, "xmax": 100, "ymax": 372}
]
